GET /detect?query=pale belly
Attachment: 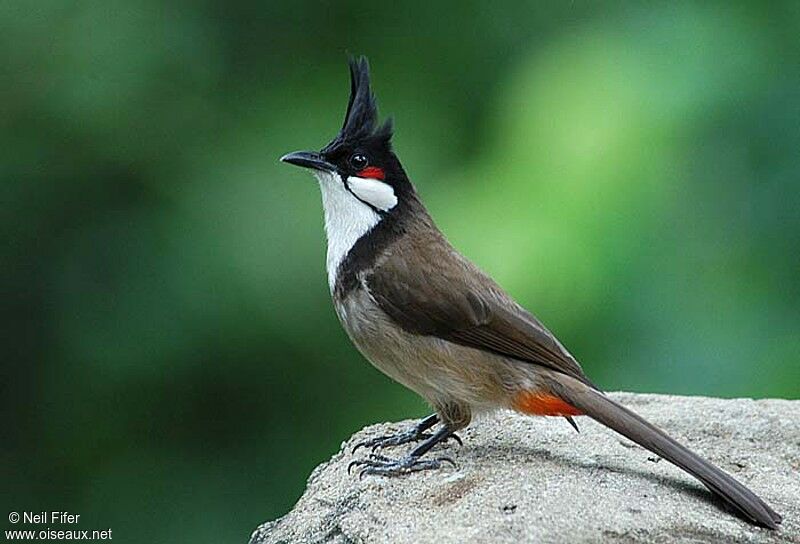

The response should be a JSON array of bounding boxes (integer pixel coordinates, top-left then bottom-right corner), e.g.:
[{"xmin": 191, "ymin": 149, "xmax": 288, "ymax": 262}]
[{"xmin": 333, "ymin": 288, "xmax": 545, "ymax": 411}]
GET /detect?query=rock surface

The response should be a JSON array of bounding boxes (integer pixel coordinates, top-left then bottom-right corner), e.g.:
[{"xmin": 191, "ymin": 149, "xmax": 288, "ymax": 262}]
[{"xmin": 251, "ymin": 393, "xmax": 799, "ymax": 543}]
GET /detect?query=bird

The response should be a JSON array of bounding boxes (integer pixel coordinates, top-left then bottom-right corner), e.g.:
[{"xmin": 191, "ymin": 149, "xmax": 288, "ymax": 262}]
[{"xmin": 279, "ymin": 56, "xmax": 782, "ymax": 529}]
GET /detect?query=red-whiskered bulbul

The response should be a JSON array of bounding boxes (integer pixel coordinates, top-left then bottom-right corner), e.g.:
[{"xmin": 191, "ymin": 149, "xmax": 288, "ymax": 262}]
[{"xmin": 280, "ymin": 57, "xmax": 781, "ymax": 529}]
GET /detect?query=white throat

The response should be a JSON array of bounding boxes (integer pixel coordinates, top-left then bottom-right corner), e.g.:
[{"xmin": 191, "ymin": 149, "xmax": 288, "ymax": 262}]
[{"xmin": 314, "ymin": 171, "xmax": 397, "ymax": 292}]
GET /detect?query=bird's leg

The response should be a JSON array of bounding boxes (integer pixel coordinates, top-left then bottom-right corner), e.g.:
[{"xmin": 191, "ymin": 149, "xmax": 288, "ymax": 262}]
[
  {"xmin": 349, "ymin": 425, "xmax": 458, "ymax": 477},
  {"xmin": 352, "ymin": 413, "xmax": 461, "ymax": 452}
]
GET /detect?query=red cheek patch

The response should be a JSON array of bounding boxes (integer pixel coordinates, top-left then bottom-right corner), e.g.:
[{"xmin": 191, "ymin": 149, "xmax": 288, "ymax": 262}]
[{"xmin": 358, "ymin": 166, "xmax": 385, "ymax": 180}]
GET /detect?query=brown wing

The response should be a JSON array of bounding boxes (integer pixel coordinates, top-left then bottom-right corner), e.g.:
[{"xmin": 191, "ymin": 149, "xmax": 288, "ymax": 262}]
[{"xmin": 366, "ymin": 231, "xmax": 595, "ymax": 387}]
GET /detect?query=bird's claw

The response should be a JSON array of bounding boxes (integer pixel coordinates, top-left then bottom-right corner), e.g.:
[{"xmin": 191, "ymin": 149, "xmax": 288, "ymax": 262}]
[
  {"xmin": 352, "ymin": 430, "xmax": 462, "ymax": 453},
  {"xmin": 349, "ymin": 452, "xmax": 456, "ymax": 478},
  {"xmin": 352, "ymin": 430, "xmax": 432, "ymax": 454}
]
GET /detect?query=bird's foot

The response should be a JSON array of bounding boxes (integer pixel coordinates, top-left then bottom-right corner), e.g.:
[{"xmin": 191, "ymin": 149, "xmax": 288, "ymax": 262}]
[
  {"xmin": 348, "ymin": 453, "xmax": 456, "ymax": 478},
  {"xmin": 353, "ymin": 428, "xmax": 432, "ymax": 453},
  {"xmin": 353, "ymin": 419, "xmax": 462, "ymax": 453}
]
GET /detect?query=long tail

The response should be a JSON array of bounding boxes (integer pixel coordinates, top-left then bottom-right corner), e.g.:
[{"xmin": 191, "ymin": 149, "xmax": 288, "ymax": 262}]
[{"xmin": 546, "ymin": 375, "xmax": 783, "ymax": 529}]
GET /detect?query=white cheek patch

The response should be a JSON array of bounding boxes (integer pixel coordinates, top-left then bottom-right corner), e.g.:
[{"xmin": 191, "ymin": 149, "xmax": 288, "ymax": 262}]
[
  {"xmin": 314, "ymin": 171, "xmax": 383, "ymax": 292},
  {"xmin": 346, "ymin": 176, "xmax": 398, "ymax": 212}
]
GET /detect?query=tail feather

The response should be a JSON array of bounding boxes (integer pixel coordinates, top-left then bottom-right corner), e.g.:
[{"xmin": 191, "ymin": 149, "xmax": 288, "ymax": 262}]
[{"xmin": 548, "ymin": 376, "xmax": 782, "ymax": 529}]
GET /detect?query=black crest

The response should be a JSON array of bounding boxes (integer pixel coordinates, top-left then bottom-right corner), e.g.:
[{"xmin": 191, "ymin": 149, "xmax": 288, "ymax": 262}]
[{"xmin": 325, "ymin": 56, "xmax": 393, "ymax": 151}]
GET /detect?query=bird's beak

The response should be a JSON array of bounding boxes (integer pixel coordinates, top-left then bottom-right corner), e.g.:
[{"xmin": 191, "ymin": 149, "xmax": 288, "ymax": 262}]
[{"xmin": 280, "ymin": 151, "xmax": 336, "ymax": 173}]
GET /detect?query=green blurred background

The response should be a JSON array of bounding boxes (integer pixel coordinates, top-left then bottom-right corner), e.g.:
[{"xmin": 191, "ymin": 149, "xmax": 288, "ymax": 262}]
[{"xmin": 3, "ymin": 1, "xmax": 799, "ymax": 542}]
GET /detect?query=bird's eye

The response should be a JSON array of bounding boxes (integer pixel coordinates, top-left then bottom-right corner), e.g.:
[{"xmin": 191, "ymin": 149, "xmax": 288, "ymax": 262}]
[{"xmin": 349, "ymin": 153, "xmax": 368, "ymax": 170}]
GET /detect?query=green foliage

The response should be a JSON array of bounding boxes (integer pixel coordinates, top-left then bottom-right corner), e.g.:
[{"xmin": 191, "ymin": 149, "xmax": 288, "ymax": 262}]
[{"xmin": 2, "ymin": 2, "xmax": 798, "ymax": 542}]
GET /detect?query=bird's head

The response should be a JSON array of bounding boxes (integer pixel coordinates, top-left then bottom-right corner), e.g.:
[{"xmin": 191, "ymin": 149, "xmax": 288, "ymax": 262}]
[{"xmin": 281, "ymin": 56, "xmax": 413, "ymax": 215}]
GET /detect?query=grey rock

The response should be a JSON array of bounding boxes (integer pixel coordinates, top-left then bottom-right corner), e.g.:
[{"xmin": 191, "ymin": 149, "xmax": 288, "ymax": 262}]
[{"xmin": 250, "ymin": 393, "xmax": 799, "ymax": 543}]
